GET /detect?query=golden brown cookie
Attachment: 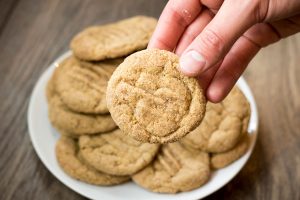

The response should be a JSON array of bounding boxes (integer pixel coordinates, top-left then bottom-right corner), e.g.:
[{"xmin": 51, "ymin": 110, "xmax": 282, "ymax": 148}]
[
  {"xmin": 46, "ymin": 70, "xmax": 57, "ymax": 102},
  {"xmin": 181, "ymin": 87, "xmax": 250, "ymax": 153},
  {"xmin": 106, "ymin": 49, "xmax": 206, "ymax": 143},
  {"xmin": 48, "ymin": 95, "xmax": 117, "ymax": 135},
  {"xmin": 55, "ymin": 128, "xmax": 80, "ymax": 138},
  {"xmin": 55, "ymin": 136, "xmax": 129, "ymax": 185},
  {"xmin": 71, "ymin": 16, "xmax": 157, "ymax": 61},
  {"xmin": 54, "ymin": 56, "xmax": 122, "ymax": 114},
  {"xmin": 211, "ymin": 134, "xmax": 250, "ymax": 169},
  {"xmin": 79, "ymin": 129, "xmax": 160, "ymax": 176},
  {"xmin": 132, "ymin": 142, "xmax": 210, "ymax": 193}
]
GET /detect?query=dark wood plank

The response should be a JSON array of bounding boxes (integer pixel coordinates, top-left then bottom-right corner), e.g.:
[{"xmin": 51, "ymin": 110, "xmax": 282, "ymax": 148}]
[
  {"xmin": 204, "ymin": 35, "xmax": 300, "ymax": 200},
  {"xmin": 0, "ymin": 0, "xmax": 19, "ymax": 34},
  {"xmin": 0, "ymin": 0, "xmax": 299, "ymax": 199},
  {"xmin": 0, "ymin": 0, "xmax": 166, "ymax": 199}
]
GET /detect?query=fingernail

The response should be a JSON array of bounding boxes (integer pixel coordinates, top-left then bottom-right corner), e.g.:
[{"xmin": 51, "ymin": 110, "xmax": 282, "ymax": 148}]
[{"xmin": 179, "ymin": 50, "xmax": 206, "ymax": 76}]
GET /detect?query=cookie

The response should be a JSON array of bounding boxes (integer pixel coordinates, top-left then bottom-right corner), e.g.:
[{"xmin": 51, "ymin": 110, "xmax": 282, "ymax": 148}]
[
  {"xmin": 46, "ymin": 70, "xmax": 57, "ymax": 102},
  {"xmin": 79, "ymin": 129, "xmax": 160, "ymax": 176},
  {"xmin": 55, "ymin": 128, "xmax": 79, "ymax": 138},
  {"xmin": 56, "ymin": 136, "xmax": 129, "ymax": 185},
  {"xmin": 181, "ymin": 87, "xmax": 250, "ymax": 153},
  {"xmin": 106, "ymin": 49, "xmax": 206, "ymax": 143},
  {"xmin": 54, "ymin": 56, "xmax": 122, "ymax": 114},
  {"xmin": 132, "ymin": 142, "xmax": 210, "ymax": 193},
  {"xmin": 211, "ymin": 134, "xmax": 250, "ymax": 169},
  {"xmin": 71, "ymin": 16, "xmax": 157, "ymax": 61},
  {"xmin": 48, "ymin": 95, "xmax": 117, "ymax": 135}
]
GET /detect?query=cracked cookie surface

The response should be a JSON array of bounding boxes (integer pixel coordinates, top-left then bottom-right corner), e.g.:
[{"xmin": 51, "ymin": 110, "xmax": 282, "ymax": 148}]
[
  {"xmin": 79, "ymin": 129, "xmax": 160, "ymax": 176},
  {"xmin": 132, "ymin": 142, "xmax": 210, "ymax": 193},
  {"xmin": 106, "ymin": 49, "xmax": 206, "ymax": 143},
  {"xmin": 55, "ymin": 56, "xmax": 122, "ymax": 114},
  {"xmin": 55, "ymin": 136, "xmax": 129, "ymax": 185},
  {"xmin": 71, "ymin": 16, "xmax": 157, "ymax": 61},
  {"xmin": 181, "ymin": 87, "xmax": 250, "ymax": 153}
]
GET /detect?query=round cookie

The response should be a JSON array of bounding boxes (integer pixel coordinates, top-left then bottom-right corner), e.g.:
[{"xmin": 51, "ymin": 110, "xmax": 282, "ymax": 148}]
[
  {"xmin": 48, "ymin": 95, "xmax": 117, "ymax": 135},
  {"xmin": 54, "ymin": 56, "xmax": 122, "ymax": 114},
  {"xmin": 211, "ymin": 134, "xmax": 250, "ymax": 169},
  {"xmin": 181, "ymin": 87, "xmax": 250, "ymax": 153},
  {"xmin": 71, "ymin": 16, "xmax": 157, "ymax": 61},
  {"xmin": 79, "ymin": 129, "xmax": 160, "ymax": 176},
  {"xmin": 45, "ymin": 69, "xmax": 58, "ymax": 102},
  {"xmin": 106, "ymin": 49, "xmax": 206, "ymax": 143},
  {"xmin": 132, "ymin": 142, "xmax": 210, "ymax": 193},
  {"xmin": 56, "ymin": 136, "xmax": 129, "ymax": 185},
  {"xmin": 55, "ymin": 128, "xmax": 80, "ymax": 138}
]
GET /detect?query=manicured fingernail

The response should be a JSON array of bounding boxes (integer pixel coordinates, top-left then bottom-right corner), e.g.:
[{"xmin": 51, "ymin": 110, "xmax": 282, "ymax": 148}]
[{"xmin": 179, "ymin": 50, "xmax": 206, "ymax": 76}]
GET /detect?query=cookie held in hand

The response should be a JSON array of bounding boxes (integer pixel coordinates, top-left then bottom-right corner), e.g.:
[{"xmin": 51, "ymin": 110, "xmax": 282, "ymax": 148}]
[{"xmin": 106, "ymin": 49, "xmax": 206, "ymax": 143}]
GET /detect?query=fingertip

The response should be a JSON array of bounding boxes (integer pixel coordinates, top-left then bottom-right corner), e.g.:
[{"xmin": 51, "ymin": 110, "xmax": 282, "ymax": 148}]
[
  {"xmin": 179, "ymin": 50, "xmax": 206, "ymax": 77},
  {"xmin": 206, "ymin": 85, "xmax": 227, "ymax": 103}
]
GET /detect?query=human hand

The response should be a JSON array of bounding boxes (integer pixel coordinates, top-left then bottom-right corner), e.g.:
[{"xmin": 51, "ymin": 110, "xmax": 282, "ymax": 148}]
[{"xmin": 148, "ymin": 0, "xmax": 300, "ymax": 102}]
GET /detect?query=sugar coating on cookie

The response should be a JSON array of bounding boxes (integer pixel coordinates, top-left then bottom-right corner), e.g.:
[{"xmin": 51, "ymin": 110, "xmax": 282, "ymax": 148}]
[
  {"xmin": 132, "ymin": 142, "xmax": 210, "ymax": 193},
  {"xmin": 71, "ymin": 16, "xmax": 157, "ymax": 61},
  {"xmin": 106, "ymin": 49, "xmax": 206, "ymax": 143},
  {"xmin": 54, "ymin": 56, "xmax": 122, "ymax": 114},
  {"xmin": 55, "ymin": 136, "xmax": 129, "ymax": 185},
  {"xmin": 181, "ymin": 87, "xmax": 250, "ymax": 153},
  {"xmin": 48, "ymin": 95, "xmax": 117, "ymax": 134},
  {"xmin": 79, "ymin": 129, "xmax": 160, "ymax": 176},
  {"xmin": 211, "ymin": 134, "xmax": 250, "ymax": 169}
]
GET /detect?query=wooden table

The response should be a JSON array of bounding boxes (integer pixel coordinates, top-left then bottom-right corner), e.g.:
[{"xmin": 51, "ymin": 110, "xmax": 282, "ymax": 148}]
[{"xmin": 0, "ymin": 0, "xmax": 299, "ymax": 199}]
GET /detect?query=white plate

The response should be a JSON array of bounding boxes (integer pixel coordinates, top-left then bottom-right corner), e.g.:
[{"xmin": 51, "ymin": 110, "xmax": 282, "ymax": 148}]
[{"xmin": 28, "ymin": 51, "xmax": 258, "ymax": 200}]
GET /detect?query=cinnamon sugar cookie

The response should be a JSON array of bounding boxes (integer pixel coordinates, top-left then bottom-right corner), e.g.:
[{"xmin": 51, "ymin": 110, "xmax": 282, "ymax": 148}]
[
  {"xmin": 56, "ymin": 136, "xmax": 129, "ymax": 185},
  {"xmin": 71, "ymin": 16, "xmax": 157, "ymax": 61},
  {"xmin": 48, "ymin": 95, "xmax": 116, "ymax": 134},
  {"xmin": 132, "ymin": 142, "xmax": 210, "ymax": 193},
  {"xmin": 181, "ymin": 87, "xmax": 250, "ymax": 153},
  {"xmin": 55, "ymin": 137, "xmax": 130, "ymax": 185},
  {"xmin": 211, "ymin": 134, "xmax": 250, "ymax": 169},
  {"xmin": 54, "ymin": 56, "xmax": 121, "ymax": 114},
  {"xmin": 79, "ymin": 129, "xmax": 160, "ymax": 176},
  {"xmin": 106, "ymin": 49, "xmax": 206, "ymax": 143}
]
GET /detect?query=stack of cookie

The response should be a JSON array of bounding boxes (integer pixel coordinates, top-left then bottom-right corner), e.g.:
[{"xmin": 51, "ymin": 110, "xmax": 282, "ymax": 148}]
[
  {"xmin": 46, "ymin": 16, "xmax": 159, "ymax": 185},
  {"xmin": 46, "ymin": 16, "xmax": 251, "ymax": 194}
]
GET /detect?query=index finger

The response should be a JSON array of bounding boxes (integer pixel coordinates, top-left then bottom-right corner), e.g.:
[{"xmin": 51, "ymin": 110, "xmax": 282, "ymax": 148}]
[{"xmin": 148, "ymin": 0, "xmax": 202, "ymax": 51}]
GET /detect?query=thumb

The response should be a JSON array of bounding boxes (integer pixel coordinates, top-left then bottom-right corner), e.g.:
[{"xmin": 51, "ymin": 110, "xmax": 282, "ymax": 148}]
[{"xmin": 179, "ymin": 0, "xmax": 265, "ymax": 76}]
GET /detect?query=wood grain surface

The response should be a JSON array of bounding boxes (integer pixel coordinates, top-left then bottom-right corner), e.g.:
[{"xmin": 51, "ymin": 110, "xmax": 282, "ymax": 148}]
[{"xmin": 0, "ymin": 0, "xmax": 299, "ymax": 199}]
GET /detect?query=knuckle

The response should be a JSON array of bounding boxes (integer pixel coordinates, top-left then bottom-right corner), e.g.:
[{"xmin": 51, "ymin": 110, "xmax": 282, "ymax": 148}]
[
  {"xmin": 200, "ymin": 29, "xmax": 225, "ymax": 57},
  {"xmin": 166, "ymin": 5, "xmax": 191, "ymax": 27}
]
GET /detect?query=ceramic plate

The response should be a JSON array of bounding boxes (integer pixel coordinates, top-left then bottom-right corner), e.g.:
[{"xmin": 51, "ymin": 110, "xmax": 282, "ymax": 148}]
[{"xmin": 28, "ymin": 51, "xmax": 258, "ymax": 200}]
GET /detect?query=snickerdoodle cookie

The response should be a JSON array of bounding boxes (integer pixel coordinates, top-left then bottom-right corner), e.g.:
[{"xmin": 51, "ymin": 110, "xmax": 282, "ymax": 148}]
[
  {"xmin": 181, "ymin": 87, "xmax": 250, "ymax": 153},
  {"xmin": 106, "ymin": 49, "xmax": 206, "ymax": 143},
  {"xmin": 71, "ymin": 16, "xmax": 157, "ymax": 61},
  {"xmin": 210, "ymin": 134, "xmax": 250, "ymax": 169},
  {"xmin": 79, "ymin": 129, "xmax": 160, "ymax": 176},
  {"xmin": 132, "ymin": 142, "xmax": 210, "ymax": 193},
  {"xmin": 55, "ymin": 136, "xmax": 129, "ymax": 185},
  {"xmin": 54, "ymin": 56, "xmax": 122, "ymax": 114},
  {"xmin": 48, "ymin": 95, "xmax": 116, "ymax": 135}
]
